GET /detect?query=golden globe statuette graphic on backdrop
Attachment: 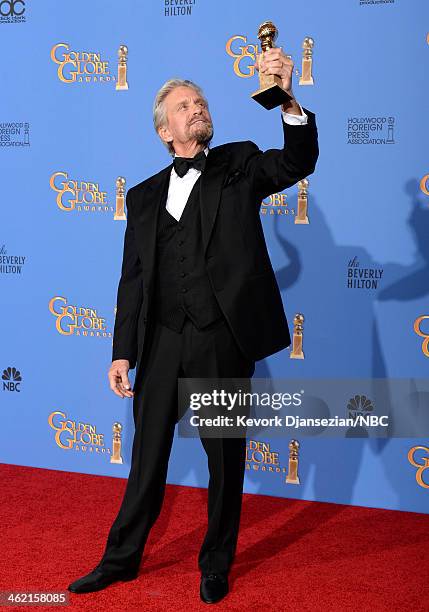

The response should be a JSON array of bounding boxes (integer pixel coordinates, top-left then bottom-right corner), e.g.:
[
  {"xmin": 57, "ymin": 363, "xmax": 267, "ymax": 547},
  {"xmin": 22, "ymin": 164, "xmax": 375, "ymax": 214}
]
[
  {"xmin": 116, "ymin": 45, "xmax": 129, "ymax": 91},
  {"xmin": 295, "ymin": 178, "xmax": 310, "ymax": 224},
  {"xmin": 408, "ymin": 445, "xmax": 429, "ymax": 489},
  {"xmin": 299, "ymin": 37, "xmax": 315, "ymax": 85},
  {"xmin": 286, "ymin": 439, "xmax": 300, "ymax": 484},
  {"xmin": 251, "ymin": 21, "xmax": 293, "ymax": 110},
  {"xmin": 114, "ymin": 177, "xmax": 127, "ymax": 220},
  {"xmin": 110, "ymin": 422, "xmax": 124, "ymax": 464},
  {"xmin": 290, "ymin": 313, "xmax": 305, "ymax": 359}
]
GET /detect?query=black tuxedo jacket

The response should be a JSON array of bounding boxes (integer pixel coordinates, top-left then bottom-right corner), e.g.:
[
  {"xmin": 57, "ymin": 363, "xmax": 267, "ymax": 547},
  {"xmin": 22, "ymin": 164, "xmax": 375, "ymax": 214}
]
[{"xmin": 112, "ymin": 107, "xmax": 319, "ymax": 371}]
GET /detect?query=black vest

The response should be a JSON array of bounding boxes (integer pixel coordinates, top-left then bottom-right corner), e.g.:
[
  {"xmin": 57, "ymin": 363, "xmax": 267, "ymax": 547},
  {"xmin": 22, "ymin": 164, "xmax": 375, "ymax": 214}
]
[{"xmin": 152, "ymin": 174, "xmax": 223, "ymax": 332}]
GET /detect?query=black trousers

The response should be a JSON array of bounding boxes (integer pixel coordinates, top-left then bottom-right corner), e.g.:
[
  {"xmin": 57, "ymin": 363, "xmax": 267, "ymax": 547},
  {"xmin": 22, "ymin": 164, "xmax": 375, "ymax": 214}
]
[{"xmin": 98, "ymin": 313, "xmax": 255, "ymax": 576}]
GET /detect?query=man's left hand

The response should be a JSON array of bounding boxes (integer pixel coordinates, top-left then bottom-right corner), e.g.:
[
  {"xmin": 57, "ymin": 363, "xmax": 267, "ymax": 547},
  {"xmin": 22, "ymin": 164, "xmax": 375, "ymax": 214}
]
[{"xmin": 256, "ymin": 47, "xmax": 302, "ymax": 114}]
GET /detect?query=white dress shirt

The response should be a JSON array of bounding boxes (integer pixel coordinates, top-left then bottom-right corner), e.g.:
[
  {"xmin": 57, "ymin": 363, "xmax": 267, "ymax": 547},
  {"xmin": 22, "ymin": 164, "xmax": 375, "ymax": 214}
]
[{"xmin": 166, "ymin": 103, "xmax": 308, "ymax": 221}]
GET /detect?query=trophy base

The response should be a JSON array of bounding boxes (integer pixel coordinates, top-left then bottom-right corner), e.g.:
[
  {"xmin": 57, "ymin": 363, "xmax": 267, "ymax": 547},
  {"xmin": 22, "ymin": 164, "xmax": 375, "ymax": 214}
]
[
  {"xmin": 294, "ymin": 216, "xmax": 309, "ymax": 225},
  {"xmin": 299, "ymin": 78, "xmax": 314, "ymax": 86},
  {"xmin": 251, "ymin": 84, "xmax": 293, "ymax": 110},
  {"xmin": 290, "ymin": 352, "xmax": 305, "ymax": 359},
  {"xmin": 116, "ymin": 84, "xmax": 129, "ymax": 91},
  {"xmin": 286, "ymin": 476, "xmax": 300, "ymax": 484},
  {"xmin": 110, "ymin": 458, "xmax": 123, "ymax": 464},
  {"xmin": 114, "ymin": 213, "xmax": 127, "ymax": 220}
]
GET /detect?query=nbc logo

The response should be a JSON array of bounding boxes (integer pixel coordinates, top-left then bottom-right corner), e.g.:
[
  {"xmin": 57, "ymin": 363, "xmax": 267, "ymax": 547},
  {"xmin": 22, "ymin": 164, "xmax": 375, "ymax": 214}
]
[{"xmin": 2, "ymin": 366, "xmax": 22, "ymax": 392}]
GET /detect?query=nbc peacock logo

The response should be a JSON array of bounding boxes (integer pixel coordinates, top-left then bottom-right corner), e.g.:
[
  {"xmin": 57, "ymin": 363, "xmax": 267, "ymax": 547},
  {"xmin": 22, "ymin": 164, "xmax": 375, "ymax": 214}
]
[
  {"xmin": 347, "ymin": 395, "xmax": 374, "ymax": 419},
  {"xmin": 2, "ymin": 366, "xmax": 22, "ymax": 392}
]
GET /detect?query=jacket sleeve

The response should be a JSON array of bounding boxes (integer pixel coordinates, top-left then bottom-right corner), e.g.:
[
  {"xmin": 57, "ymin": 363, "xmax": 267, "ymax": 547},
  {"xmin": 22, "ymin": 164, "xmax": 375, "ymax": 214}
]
[
  {"xmin": 243, "ymin": 107, "xmax": 319, "ymax": 202},
  {"xmin": 111, "ymin": 189, "xmax": 143, "ymax": 369}
]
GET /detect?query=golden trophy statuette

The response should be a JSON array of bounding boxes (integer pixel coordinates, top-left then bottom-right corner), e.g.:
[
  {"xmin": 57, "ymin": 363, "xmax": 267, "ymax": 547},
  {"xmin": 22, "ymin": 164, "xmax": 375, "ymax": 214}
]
[
  {"xmin": 116, "ymin": 44, "xmax": 129, "ymax": 91},
  {"xmin": 295, "ymin": 178, "xmax": 310, "ymax": 224},
  {"xmin": 290, "ymin": 313, "xmax": 305, "ymax": 359},
  {"xmin": 110, "ymin": 422, "xmax": 124, "ymax": 464},
  {"xmin": 251, "ymin": 21, "xmax": 293, "ymax": 110},
  {"xmin": 299, "ymin": 37, "xmax": 314, "ymax": 85},
  {"xmin": 114, "ymin": 177, "xmax": 127, "ymax": 220},
  {"xmin": 285, "ymin": 439, "xmax": 300, "ymax": 484}
]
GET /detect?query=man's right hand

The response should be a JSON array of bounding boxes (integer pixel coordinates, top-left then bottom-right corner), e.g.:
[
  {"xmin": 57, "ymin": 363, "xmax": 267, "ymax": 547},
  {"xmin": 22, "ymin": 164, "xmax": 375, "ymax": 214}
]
[{"xmin": 108, "ymin": 359, "xmax": 134, "ymax": 399}]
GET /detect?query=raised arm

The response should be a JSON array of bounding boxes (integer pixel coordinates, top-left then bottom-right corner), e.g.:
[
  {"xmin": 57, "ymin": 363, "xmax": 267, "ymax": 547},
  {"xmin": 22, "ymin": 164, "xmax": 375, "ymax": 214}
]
[
  {"xmin": 243, "ymin": 46, "xmax": 319, "ymax": 201},
  {"xmin": 243, "ymin": 108, "xmax": 319, "ymax": 201}
]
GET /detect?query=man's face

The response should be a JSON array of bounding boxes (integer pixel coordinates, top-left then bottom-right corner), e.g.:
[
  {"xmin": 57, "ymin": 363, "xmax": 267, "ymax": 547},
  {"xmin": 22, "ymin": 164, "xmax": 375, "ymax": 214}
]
[{"xmin": 158, "ymin": 86, "xmax": 213, "ymax": 152}]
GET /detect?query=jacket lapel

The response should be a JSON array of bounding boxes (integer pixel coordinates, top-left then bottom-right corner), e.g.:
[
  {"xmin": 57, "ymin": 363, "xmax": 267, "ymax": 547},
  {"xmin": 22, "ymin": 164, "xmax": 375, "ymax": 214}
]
[
  {"xmin": 200, "ymin": 146, "xmax": 230, "ymax": 255},
  {"xmin": 133, "ymin": 163, "xmax": 172, "ymax": 287},
  {"xmin": 132, "ymin": 145, "xmax": 230, "ymax": 286}
]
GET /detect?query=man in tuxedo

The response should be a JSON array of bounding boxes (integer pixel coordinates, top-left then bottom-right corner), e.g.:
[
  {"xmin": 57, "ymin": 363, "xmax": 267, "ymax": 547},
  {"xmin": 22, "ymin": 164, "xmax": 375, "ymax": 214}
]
[{"xmin": 68, "ymin": 47, "xmax": 318, "ymax": 603}]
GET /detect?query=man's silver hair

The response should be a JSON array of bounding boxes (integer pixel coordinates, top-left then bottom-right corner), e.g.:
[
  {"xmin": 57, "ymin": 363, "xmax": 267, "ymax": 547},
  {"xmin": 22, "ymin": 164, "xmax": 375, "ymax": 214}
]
[{"xmin": 153, "ymin": 78, "xmax": 209, "ymax": 156}]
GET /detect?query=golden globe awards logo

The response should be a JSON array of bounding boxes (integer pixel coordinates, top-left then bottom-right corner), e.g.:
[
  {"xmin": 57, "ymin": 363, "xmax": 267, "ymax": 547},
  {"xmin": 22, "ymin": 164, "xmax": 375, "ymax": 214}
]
[
  {"xmin": 261, "ymin": 192, "xmax": 294, "ymax": 217},
  {"xmin": 48, "ymin": 296, "xmax": 112, "ymax": 339},
  {"xmin": 48, "ymin": 410, "xmax": 111, "ymax": 455},
  {"xmin": 225, "ymin": 34, "xmax": 314, "ymax": 86},
  {"xmin": 420, "ymin": 174, "xmax": 429, "ymax": 199},
  {"xmin": 50, "ymin": 43, "xmax": 129, "ymax": 88},
  {"xmin": 408, "ymin": 445, "xmax": 429, "ymax": 489},
  {"xmin": 226, "ymin": 36, "xmax": 257, "ymax": 78},
  {"xmin": 50, "ymin": 171, "xmax": 113, "ymax": 213},
  {"xmin": 51, "ymin": 43, "xmax": 112, "ymax": 83},
  {"xmin": 414, "ymin": 315, "xmax": 429, "ymax": 357},
  {"xmin": 246, "ymin": 440, "xmax": 287, "ymax": 476}
]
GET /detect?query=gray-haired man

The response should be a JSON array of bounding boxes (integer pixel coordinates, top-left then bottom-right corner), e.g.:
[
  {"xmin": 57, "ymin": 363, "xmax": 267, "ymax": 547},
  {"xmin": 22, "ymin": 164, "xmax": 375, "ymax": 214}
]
[{"xmin": 68, "ymin": 48, "xmax": 318, "ymax": 604}]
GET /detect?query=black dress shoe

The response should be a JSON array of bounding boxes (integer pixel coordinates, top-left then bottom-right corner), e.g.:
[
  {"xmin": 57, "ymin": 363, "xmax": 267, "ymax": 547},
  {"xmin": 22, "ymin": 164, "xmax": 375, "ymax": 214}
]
[
  {"xmin": 67, "ymin": 566, "xmax": 138, "ymax": 594},
  {"xmin": 200, "ymin": 572, "xmax": 229, "ymax": 604}
]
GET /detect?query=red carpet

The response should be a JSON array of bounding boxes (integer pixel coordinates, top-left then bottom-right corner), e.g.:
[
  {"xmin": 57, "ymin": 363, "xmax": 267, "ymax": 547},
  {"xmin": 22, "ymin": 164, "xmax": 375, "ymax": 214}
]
[{"xmin": 1, "ymin": 463, "xmax": 428, "ymax": 611}]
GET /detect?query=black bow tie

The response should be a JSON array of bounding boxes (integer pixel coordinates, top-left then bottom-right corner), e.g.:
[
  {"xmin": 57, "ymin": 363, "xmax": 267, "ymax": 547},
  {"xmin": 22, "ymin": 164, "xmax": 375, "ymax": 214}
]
[{"xmin": 173, "ymin": 150, "xmax": 207, "ymax": 178}]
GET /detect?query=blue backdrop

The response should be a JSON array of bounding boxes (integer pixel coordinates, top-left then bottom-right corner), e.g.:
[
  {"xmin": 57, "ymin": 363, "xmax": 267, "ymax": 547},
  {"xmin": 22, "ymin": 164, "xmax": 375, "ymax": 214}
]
[{"xmin": 1, "ymin": 0, "xmax": 428, "ymax": 513}]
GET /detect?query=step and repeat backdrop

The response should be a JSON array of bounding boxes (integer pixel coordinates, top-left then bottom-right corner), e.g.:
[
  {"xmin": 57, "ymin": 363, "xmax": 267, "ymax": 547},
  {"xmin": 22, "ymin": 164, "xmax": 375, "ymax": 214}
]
[{"xmin": 1, "ymin": 1, "xmax": 428, "ymax": 513}]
